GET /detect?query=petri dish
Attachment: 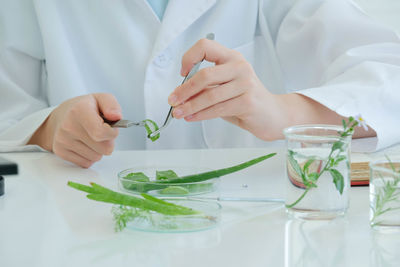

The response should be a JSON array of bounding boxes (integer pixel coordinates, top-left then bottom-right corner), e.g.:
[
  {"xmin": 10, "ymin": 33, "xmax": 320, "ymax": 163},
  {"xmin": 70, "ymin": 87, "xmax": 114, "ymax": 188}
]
[
  {"xmin": 118, "ymin": 166, "xmax": 220, "ymax": 197},
  {"xmin": 123, "ymin": 198, "xmax": 221, "ymax": 233}
]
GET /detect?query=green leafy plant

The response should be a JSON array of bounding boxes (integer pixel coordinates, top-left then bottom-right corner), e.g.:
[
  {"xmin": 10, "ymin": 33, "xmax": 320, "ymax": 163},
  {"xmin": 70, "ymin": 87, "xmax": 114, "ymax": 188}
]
[
  {"xmin": 68, "ymin": 181, "xmax": 202, "ymax": 231},
  {"xmin": 121, "ymin": 153, "xmax": 277, "ymax": 194},
  {"xmin": 370, "ymin": 156, "xmax": 400, "ymax": 227},
  {"xmin": 285, "ymin": 117, "xmax": 360, "ymax": 208},
  {"xmin": 112, "ymin": 205, "xmax": 146, "ymax": 232}
]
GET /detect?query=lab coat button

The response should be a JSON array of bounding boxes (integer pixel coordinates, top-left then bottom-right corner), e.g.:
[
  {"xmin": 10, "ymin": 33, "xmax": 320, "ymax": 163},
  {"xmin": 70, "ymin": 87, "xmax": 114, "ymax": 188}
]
[{"xmin": 154, "ymin": 52, "xmax": 171, "ymax": 68}]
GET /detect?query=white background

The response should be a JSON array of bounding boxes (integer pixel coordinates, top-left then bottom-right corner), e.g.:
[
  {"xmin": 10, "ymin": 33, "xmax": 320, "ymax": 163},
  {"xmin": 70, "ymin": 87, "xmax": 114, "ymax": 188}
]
[{"xmin": 354, "ymin": 0, "xmax": 400, "ymax": 33}]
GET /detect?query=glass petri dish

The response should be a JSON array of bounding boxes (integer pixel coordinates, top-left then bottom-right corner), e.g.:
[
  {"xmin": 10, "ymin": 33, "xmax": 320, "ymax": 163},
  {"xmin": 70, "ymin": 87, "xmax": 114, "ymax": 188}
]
[
  {"xmin": 118, "ymin": 166, "xmax": 220, "ymax": 197},
  {"xmin": 124, "ymin": 198, "xmax": 221, "ymax": 233}
]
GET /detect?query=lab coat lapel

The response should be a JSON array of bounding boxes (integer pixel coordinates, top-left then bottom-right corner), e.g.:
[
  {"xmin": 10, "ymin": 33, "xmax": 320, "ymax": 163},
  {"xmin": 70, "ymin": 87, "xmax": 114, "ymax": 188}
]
[{"xmin": 150, "ymin": 0, "xmax": 216, "ymax": 60}]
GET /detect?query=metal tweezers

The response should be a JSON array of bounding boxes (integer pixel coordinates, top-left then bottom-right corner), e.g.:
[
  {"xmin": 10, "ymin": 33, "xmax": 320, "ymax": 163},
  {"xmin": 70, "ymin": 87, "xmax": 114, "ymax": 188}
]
[{"xmin": 148, "ymin": 33, "xmax": 215, "ymax": 138}]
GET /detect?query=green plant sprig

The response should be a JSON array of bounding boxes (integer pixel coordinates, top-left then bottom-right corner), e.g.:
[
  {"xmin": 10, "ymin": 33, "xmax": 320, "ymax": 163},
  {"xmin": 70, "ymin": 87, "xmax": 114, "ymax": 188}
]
[
  {"xmin": 370, "ymin": 156, "xmax": 400, "ymax": 227},
  {"xmin": 68, "ymin": 181, "xmax": 204, "ymax": 231},
  {"xmin": 68, "ymin": 181, "xmax": 199, "ymax": 215},
  {"xmin": 286, "ymin": 117, "xmax": 358, "ymax": 209}
]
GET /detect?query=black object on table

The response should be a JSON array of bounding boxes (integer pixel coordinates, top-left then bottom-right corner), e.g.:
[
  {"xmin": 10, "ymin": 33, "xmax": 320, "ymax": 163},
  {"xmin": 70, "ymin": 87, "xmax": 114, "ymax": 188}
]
[{"xmin": 0, "ymin": 156, "xmax": 18, "ymax": 196}]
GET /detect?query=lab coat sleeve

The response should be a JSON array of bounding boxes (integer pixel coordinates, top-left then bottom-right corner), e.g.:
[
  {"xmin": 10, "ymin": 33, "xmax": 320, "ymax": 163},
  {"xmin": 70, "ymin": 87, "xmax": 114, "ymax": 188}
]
[
  {"xmin": 0, "ymin": 1, "xmax": 53, "ymax": 152},
  {"xmin": 275, "ymin": 0, "xmax": 400, "ymax": 150}
]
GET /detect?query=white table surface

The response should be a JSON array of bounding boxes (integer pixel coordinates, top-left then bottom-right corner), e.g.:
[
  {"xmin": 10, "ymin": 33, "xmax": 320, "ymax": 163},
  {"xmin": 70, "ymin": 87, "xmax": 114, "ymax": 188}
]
[{"xmin": 1, "ymin": 144, "xmax": 399, "ymax": 267}]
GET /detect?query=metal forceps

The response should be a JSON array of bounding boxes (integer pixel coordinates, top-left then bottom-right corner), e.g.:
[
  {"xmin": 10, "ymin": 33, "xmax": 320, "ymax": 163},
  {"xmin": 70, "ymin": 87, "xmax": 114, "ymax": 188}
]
[{"xmin": 148, "ymin": 33, "xmax": 215, "ymax": 139}]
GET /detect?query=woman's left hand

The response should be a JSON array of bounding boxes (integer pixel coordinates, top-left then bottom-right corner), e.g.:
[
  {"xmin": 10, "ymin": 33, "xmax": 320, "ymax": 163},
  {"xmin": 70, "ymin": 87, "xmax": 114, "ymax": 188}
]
[{"xmin": 168, "ymin": 38, "xmax": 285, "ymax": 141}]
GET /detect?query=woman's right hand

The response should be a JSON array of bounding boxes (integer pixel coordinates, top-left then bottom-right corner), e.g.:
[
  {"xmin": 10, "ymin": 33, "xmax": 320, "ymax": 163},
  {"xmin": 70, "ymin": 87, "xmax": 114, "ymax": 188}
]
[{"xmin": 28, "ymin": 93, "xmax": 122, "ymax": 168}]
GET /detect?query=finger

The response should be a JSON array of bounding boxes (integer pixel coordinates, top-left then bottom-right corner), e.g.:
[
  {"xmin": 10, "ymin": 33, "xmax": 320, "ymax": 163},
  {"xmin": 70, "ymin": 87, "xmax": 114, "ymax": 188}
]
[
  {"xmin": 69, "ymin": 139, "xmax": 103, "ymax": 162},
  {"xmin": 168, "ymin": 64, "xmax": 237, "ymax": 106},
  {"xmin": 54, "ymin": 146, "xmax": 95, "ymax": 168},
  {"xmin": 56, "ymin": 127, "xmax": 107, "ymax": 160},
  {"xmin": 94, "ymin": 93, "xmax": 122, "ymax": 122},
  {"xmin": 172, "ymin": 80, "xmax": 245, "ymax": 119},
  {"xmin": 184, "ymin": 94, "xmax": 244, "ymax": 122},
  {"xmin": 74, "ymin": 95, "xmax": 119, "ymax": 142},
  {"xmin": 77, "ymin": 124, "xmax": 116, "ymax": 155},
  {"xmin": 181, "ymin": 38, "xmax": 239, "ymax": 76}
]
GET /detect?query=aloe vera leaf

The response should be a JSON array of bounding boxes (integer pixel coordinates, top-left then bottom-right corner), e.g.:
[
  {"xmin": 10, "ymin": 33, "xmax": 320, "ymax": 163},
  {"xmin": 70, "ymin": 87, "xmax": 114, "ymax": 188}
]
[{"xmin": 156, "ymin": 170, "xmax": 178, "ymax": 180}]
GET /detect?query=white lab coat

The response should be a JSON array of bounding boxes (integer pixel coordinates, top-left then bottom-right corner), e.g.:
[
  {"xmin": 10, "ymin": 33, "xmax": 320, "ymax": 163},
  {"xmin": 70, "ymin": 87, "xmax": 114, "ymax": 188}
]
[{"xmin": 0, "ymin": 0, "xmax": 399, "ymax": 152}]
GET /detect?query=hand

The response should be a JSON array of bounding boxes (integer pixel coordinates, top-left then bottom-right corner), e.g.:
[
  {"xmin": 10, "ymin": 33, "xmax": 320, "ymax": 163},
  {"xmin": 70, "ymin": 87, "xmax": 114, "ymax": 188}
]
[
  {"xmin": 168, "ymin": 39, "xmax": 376, "ymax": 141},
  {"xmin": 28, "ymin": 93, "xmax": 121, "ymax": 168},
  {"xmin": 167, "ymin": 38, "xmax": 285, "ymax": 141}
]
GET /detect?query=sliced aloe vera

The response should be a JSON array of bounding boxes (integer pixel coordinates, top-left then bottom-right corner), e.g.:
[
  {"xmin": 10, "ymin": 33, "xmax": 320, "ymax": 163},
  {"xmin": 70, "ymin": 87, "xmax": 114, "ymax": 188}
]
[{"xmin": 160, "ymin": 186, "xmax": 189, "ymax": 195}]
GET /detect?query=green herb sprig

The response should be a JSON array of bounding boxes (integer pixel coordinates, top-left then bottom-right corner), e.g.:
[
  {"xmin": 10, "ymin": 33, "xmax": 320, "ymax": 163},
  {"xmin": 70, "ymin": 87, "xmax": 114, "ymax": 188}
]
[
  {"xmin": 370, "ymin": 156, "xmax": 400, "ymax": 227},
  {"xmin": 286, "ymin": 117, "xmax": 360, "ymax": 208}
]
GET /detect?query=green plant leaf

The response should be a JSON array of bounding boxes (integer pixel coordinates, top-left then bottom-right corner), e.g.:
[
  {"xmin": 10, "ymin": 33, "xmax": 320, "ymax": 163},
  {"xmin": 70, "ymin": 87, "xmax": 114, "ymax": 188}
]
[
  {"xmin": 307, "ymin": 181, "xmax": 318, "ymax": 188},
  {"xmin": 307, "ymin": 172, "xmax": 319, "ymax": 182},
  {"xmin": 159, "ymin": 186, "xmax": 189, "ymax": 195},
  {"xmin": 67, "ymin": 181, "xmax": 98, "ymax": 194},
  {"xmin": 159, "ymin": 153, "xmax": 276, "ymax": 184},
  {"xmin": 122, "ymin": 172, "xmax": 150, "ymax": 191},
  {"xmin": 112, "ymin": 205, "xmax": 141, "ymax": 232},
  {"xmin": 69, "ymin": 181, "xmax": 199, "ymax": 216},
  {"xmin": 124, "ymin": 172, "xmax": 150, "ymax": 182},
  {"xmin": 334, "ymin": 156, "xmax": 347, "ymax": 166},
  {"xmin": 329, "ymin": 169, "xmax": 344, "ymax": 194},
  {"xmin": 156, "ymin": 170, "xmax": 178, "ymax": 180},
  {"xmin": 143, "ymin": 119, "xmax": 160, "ymax": 142},
  {"xmin": 288, "ymin": 150, "xmax": 304, "ymax": 182},
  {"xmin": 303, "ymin": 158, "xmax": 316, "ymax": 174},
  {"xmin": 329, "ymin": 157, "xmax": 335, "ymax": 167},
  {"xmin": 385, "ymin": 154, "xmax": 398, "ymax": 173},
  {"xmin": 332, "ymin": 141, "xmax": 344, "ymax": 152}
]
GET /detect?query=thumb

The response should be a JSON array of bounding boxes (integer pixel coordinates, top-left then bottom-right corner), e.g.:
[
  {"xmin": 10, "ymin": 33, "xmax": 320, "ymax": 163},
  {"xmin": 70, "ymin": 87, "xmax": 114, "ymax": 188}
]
[{"xmin": 94, "ymin": 93, "xmax": 122, "ymax": 121}]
